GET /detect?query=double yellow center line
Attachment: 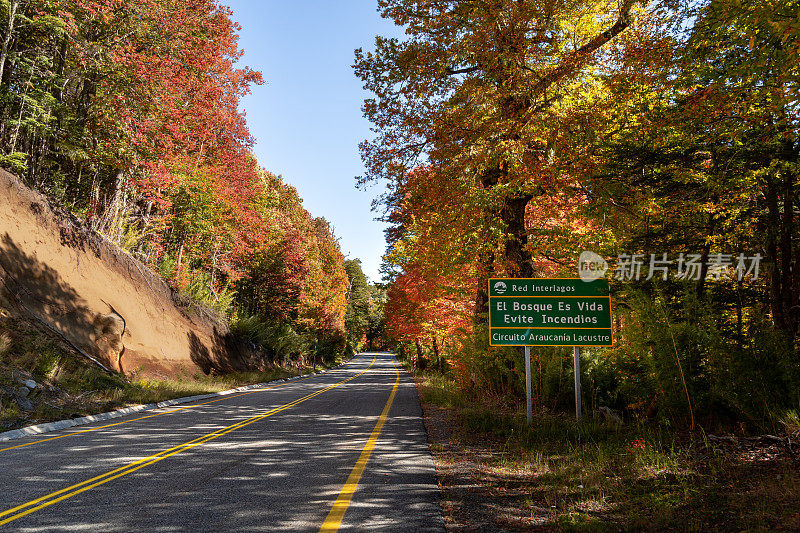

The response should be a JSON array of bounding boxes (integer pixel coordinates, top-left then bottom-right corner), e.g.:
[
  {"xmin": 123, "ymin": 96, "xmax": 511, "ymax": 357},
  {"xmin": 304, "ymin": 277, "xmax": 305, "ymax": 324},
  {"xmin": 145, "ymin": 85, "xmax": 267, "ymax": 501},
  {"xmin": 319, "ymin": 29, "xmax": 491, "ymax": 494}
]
[
  {"xmin": 0, "ymin": 355, "xmax": 376, "ymax": 526},
  {"xmin": 0, "ymin": 362, "xmax": 353, "ymax": 453},
  {"xmin": 320, "ymin": 360, "xmax": 400, "ymax": 531}
]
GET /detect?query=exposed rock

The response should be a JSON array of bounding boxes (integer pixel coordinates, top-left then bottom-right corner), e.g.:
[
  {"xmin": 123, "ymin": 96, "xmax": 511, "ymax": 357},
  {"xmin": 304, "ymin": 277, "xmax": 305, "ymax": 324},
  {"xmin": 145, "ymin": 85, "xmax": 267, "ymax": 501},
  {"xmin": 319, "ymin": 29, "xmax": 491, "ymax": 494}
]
[
  {"xmin": 16, "ymin": 395, "xmax": 34, "ymax": 411},
  {"xmin": 21, "ymin": 379, "xmax": 36, "ymax": 389},
  {"xmin": 15, "ymin": 385, "xmax": 29, "ymax": 398},
  {"xmin": 91, "ymin": 312, "xmax": 126, "ymax": 371}
]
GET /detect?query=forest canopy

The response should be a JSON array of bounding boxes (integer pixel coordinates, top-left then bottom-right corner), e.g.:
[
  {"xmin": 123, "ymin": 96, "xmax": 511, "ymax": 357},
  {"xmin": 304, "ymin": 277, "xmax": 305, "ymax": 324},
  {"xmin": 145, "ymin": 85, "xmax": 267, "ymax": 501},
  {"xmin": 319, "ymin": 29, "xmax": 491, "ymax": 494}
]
[
  {"xmin": 360, "ymin": 0, "xmax": 800, "ymax": 428},
  {"xmin": 0, "ymin": 0, "xmax": 368, "ymax": 365}
]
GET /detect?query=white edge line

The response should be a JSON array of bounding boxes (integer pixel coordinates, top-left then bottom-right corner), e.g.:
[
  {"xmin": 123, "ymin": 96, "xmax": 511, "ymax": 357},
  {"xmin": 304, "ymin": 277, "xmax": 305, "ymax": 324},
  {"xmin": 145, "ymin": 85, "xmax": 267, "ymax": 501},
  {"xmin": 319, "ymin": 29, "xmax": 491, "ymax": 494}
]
[{"xmin": 0, "ymin": 358, "xmax": 353, "ymax": 443}]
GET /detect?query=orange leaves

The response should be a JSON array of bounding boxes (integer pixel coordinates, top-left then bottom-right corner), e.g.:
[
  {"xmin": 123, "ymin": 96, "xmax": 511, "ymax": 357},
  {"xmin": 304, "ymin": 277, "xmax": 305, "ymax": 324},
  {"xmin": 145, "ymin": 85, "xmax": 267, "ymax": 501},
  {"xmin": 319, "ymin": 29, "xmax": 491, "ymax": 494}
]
[
  {"xmin": 233, "ymin": 171, "xmax": 348, "ymax": 337},
  {"xmin": 524, "ymin": 185, "xmax": 605, "ymax": 274},
  {"xmin": 385, "ymin": 261, "xmax": 474, "ymax": 346}
]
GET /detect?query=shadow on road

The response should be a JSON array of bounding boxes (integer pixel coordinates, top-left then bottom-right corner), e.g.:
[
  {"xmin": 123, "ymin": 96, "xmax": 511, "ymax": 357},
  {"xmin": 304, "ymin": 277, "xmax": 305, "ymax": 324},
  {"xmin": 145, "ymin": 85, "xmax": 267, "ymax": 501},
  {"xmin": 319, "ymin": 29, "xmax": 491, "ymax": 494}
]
[{"xmin": 0, "ymin": 354, "xmax": 443, "ymax": 531}]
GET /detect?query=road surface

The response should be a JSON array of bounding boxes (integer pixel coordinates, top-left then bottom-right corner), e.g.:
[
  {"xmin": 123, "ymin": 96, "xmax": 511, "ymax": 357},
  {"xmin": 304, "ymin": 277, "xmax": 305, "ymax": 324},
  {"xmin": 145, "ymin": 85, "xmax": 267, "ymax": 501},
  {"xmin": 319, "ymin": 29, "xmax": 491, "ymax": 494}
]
[{"xmin": 0, "ymin": 352, "xmax": 443, "ymax": 531}]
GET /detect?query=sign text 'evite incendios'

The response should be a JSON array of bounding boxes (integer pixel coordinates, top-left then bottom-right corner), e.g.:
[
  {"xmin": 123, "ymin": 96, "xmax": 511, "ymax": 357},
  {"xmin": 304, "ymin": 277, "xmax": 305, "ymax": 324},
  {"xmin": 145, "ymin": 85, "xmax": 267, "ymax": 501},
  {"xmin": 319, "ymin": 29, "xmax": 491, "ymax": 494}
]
[{"xmin": 488, "ymin": 278, "xmax": 613, "ymax": 347}]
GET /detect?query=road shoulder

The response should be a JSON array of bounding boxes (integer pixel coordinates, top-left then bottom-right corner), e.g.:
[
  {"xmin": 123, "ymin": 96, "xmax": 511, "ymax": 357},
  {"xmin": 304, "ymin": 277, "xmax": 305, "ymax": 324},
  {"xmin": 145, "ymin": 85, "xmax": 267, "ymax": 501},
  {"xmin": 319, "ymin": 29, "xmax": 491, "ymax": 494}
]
[
  {"xmin": 416, "ymin": 391, "xmax": 550, "ymax": 531},
  {"xmin": 0, "ymin": 362, "xmax": 350, "ymax": 443}
]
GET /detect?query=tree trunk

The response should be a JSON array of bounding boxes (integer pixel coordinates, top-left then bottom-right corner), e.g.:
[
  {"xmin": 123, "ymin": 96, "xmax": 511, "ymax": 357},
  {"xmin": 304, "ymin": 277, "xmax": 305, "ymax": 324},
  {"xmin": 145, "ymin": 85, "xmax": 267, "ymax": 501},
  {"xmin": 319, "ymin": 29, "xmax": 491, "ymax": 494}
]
[
  {"xmin": 9, "ymin": 72, "xmax": 30, "ymax": 153},
  {"xmin": 75, "ymin": 76, "xmax": 96, "ymax": 139},
  {"xmin": 473, "ymin": 187, "xmax": 533, "ymax": 321},
  {"xmin": 474, "ymin": 248, "xmax": 493, "ymax": 322},
  {"xmin": 0, "ymin": 0, "xmax": 19, "ymax": 87},
  {"xmin": 431, "ymin": 335, "xmax": 440, "ymax": 371},
  {"xmin": 779, "ymin": 165, "xmax": 796, "ymax": 344},
  {"xmin": 501, "ymin": 194, "xmax": 534, "ymax": 277},
  {"xmin": 210, "ymin": 247, "xmax": 217, "ymax": 294},
  {"xmin": 176, "ymin": 240, "xmax": 185, "ymax": 272},
  {"xmin": 736, "ymin": 279, "xmax": 743, "ymax": 347},
  {"xmin": 471, "ymin": 90, "xmax": 537, "ymax": 320},
  {"xmin": 764, "ymin": 166, "xmax": 798, "ymax": 345},
  {"xmin": 100, "ymin": 170, "xmax": 125, "ymax": 241}
]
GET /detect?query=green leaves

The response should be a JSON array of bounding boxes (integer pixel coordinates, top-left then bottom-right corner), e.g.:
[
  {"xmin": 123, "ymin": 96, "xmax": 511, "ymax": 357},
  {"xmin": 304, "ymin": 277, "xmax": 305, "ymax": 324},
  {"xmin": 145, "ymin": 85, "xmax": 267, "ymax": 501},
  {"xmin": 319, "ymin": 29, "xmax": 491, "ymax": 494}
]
[{"xmin": 0, "ymin": 0, "xmax": 350, "ymax": 364}]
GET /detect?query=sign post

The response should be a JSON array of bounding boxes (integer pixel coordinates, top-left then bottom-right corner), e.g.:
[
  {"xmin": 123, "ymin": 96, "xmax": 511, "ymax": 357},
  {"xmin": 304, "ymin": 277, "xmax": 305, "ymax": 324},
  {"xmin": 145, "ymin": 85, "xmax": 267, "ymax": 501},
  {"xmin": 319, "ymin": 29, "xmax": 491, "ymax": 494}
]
[
  {"xmin": 573, "ymin": 346, "xmax": 581, "ymax": 421},
  {"xmin": 525, "ymin": 346, "xmax": 532, "ymax": 424},
  {"xmin": 488, "ymin": 278, "xmax": 612, "ymax": 422}
]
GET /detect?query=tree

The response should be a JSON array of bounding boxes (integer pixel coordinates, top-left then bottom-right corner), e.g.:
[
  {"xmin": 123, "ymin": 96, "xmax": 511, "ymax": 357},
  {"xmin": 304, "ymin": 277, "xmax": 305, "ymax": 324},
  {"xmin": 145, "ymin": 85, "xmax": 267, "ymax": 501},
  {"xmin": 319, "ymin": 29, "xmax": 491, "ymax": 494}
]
[
  {"xmin": 585, "ymin": 0, "xmax": 799, "ymax": 342},
  {"xmin": 366, "ymin": 283, "xmax": 387, "ymax": 350},
  {"xmin": 344, "ymin": 259, "xmax": 371, "ymax": 351},
  {"xmin": 0, "ymin": 0, "xmax": 351, "ymax": 365},
  {"xmin": 356, "ymin": 0, "xmax": 642, "ymax": 319}
]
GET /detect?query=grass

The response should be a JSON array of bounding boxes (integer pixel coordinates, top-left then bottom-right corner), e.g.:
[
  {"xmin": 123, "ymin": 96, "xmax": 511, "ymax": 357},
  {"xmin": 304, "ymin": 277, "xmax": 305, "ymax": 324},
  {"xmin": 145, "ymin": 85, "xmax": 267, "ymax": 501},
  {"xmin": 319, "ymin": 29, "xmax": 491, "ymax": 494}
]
[
  {"xmin": 0, "ymin": 306, "xmax": 342, "ymax": 432},
  {"xmin": 415, "ymin": 371, "xmax": 800, "ymax": 531},
  {"xmin": 94, "ymin": 368, "xmax": 304, "ymax": 405}
]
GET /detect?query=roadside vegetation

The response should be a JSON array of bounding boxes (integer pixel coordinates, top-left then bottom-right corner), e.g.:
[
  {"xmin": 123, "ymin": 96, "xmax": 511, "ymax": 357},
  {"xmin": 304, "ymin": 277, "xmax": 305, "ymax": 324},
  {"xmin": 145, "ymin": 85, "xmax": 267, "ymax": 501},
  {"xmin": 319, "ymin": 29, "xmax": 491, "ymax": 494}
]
[
  {"xmin": 368, "ymin": 0, "xmax": 799, "ymax": 436},
  {"xmin": 364, "ymin": 0, "xmax": 800, "ymax": 528},
  {"xmin": 0, "ymin": 306, "xmax": 350, "ymax": 432},
  {"xmin": 0, "ymin": 0, "xmax": 391, "ymax": 428},
  {"xmin": 371, "ymin": 0, "xmax": 799, "ymax": 429},
  {"xmin": 0, "ymin": 0, "xmax": 369, "ymax": 368},
  {"xmin": 414, "ymin": 371, "xmax": 800, "ymax": 531}
]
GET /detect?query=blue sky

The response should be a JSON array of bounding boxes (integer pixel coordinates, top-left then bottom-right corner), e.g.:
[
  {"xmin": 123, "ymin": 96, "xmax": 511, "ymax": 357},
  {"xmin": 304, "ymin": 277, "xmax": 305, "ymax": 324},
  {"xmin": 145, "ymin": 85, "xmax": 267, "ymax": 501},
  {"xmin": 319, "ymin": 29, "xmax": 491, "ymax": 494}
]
[{"xmin": 222, "ymin": 0, "xmax": 403, "ymax": 283}]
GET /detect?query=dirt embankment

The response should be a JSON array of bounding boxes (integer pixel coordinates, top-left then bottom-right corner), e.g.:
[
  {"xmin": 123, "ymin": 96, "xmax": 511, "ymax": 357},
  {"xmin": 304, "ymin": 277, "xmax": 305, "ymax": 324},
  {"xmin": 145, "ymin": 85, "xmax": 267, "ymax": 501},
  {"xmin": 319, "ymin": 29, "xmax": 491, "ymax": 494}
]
[{"xmin": 0, "ymin": 169, "xmax": 249, "ymax": 377}]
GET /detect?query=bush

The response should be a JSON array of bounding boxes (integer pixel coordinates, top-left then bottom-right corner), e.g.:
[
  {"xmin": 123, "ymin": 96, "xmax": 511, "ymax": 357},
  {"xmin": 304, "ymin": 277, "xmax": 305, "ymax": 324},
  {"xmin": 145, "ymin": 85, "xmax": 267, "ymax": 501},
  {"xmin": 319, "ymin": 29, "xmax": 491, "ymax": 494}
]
[
  {"xmin": 155, "ymin": 254, "xmax": 235, "ymax": 320},
  {"xmin": 609, "ymin": 289, "xmax": 799, "ymax": 430},
  {"xmin": 185, "ymin": 271, "xmax": 236, "ymax": 319},
  {"xmin": 410, "ymin": 285, "xmax": 799, "ymax": 432},
  {"xmin": 230, "ymin": 315, "xmax": 310, "ymax": 363},
  {"xmin": 314, "ymin": 330, "xmax": 347, "ymax": 364}
]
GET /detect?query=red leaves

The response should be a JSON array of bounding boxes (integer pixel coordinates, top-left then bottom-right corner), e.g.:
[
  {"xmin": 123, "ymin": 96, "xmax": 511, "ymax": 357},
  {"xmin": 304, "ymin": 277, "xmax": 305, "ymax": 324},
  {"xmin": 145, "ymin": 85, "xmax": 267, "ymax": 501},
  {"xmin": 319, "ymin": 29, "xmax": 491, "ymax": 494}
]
[
  {"xmin": 29, "ymin": 0, "xmax": 345, "ymax": 337},
  {"xmin": 386, "ymin": 262, "xmax": 473, "ymax": 346}
]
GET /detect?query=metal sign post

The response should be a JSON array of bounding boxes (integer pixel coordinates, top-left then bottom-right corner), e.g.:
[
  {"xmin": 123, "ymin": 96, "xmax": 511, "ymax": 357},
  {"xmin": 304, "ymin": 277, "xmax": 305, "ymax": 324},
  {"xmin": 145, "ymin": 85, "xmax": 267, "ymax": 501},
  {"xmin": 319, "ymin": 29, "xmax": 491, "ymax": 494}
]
[
  {"xmin": 573, "ymin": 346, "xmax": 581, "ymax": 421},
  {"xmin": 525, "ymin": 346, "xmax": 532, "ymax": 424},
  {"xmin": 488, "ymin": 278, "xmax": 611, "ymax": 422}
]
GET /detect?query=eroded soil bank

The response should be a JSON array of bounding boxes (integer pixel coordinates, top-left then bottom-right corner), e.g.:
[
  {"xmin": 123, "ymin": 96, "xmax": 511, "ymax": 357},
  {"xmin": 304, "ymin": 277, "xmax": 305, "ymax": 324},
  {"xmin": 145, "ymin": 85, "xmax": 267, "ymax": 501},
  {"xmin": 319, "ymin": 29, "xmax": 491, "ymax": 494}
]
[{"xmin": 0, "ymin": 169, "xmax": 251, "ymax": 378}]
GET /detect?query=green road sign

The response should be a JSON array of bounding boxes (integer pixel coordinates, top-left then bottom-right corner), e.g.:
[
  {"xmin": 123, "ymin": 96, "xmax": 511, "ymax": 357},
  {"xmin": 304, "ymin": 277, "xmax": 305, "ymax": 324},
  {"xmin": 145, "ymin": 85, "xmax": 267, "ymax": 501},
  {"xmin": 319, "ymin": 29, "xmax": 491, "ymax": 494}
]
[{"xmin": 488, "ymin": 278, "xmax": 613, "ymax": 347}]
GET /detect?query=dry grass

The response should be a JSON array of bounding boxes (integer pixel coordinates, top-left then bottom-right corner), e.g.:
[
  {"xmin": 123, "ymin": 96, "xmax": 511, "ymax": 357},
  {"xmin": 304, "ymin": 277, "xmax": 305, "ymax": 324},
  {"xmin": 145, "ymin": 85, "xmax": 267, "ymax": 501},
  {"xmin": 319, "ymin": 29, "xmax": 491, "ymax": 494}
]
[
  {"xmin": 415, "ymin": 372, "xmax": 800, "ymax": 532},
  {"xmin": 0, "ymin": 307, "xmax": 330, "ymax": 432}
]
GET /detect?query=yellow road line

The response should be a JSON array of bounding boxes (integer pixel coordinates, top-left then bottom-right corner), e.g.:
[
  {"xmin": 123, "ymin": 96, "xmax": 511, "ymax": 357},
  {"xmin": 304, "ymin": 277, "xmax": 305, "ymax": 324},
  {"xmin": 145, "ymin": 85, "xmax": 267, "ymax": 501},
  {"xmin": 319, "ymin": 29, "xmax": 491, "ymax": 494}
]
[
  {"xmin": 319, "ymin": 359, "xmax": 400, "ymax": 532},
  {"xmin": 0, "ymin": 355, "xmax": 376, "ymax": 527},
  {"xmin": 0, "ymin": 357, "xmax": 359, "ymax": 453}
]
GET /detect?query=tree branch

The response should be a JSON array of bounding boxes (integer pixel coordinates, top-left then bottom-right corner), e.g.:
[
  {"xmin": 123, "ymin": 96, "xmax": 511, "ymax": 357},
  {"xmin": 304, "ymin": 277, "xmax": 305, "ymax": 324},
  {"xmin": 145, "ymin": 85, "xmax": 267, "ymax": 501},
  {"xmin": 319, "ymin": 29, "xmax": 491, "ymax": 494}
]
[
  {"xmin": 446, "ymin": 65, "xmax": 480, "ymax": 75},
  {"xmin": 532, "ymin": 0, "xmax": 637, "ymax": 96}
]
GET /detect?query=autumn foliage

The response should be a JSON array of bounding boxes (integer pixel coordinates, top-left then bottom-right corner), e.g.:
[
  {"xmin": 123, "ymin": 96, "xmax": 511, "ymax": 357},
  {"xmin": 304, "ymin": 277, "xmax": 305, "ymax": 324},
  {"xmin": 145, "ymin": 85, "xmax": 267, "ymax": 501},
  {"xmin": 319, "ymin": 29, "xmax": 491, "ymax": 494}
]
[
  {"xmin": 0, "ymin": 0, "xmax": 350, "ymax": 364},
  {"xmin": 362, "ymin": 0, "xmax": 800, "ymax": 428}
]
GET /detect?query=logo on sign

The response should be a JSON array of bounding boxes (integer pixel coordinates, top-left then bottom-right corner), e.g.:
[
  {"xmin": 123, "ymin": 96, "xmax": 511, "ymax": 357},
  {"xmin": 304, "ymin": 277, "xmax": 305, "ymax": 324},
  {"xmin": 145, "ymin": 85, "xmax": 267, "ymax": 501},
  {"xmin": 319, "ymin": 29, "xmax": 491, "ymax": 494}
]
[
  {"xmin": 578, "ymin": 251, "xmax": 608, "ymax": 281},
  {"xmin": 493, "ymin": 281, "xmax": 507, "ymax": 294}
]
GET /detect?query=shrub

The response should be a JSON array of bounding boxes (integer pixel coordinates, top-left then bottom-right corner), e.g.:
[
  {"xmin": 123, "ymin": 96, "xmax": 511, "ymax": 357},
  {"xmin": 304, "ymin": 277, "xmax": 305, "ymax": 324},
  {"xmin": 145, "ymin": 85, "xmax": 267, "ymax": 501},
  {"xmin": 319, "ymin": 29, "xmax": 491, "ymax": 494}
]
[
  {"xmin": 230, "ymin": 315, "xmax": 310, "ymax": 363},
  {"xmin": 610, "ymin": 288, "xmax": 799, "ymax": 430}
]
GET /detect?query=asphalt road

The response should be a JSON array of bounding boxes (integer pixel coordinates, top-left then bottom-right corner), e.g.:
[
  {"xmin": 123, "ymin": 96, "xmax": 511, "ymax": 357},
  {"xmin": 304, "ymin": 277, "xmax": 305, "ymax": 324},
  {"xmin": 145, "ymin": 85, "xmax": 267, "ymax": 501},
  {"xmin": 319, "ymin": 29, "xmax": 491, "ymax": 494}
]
[{"xmin": 0, "ymin": 352, "xmax": 443, "ymax": 532}]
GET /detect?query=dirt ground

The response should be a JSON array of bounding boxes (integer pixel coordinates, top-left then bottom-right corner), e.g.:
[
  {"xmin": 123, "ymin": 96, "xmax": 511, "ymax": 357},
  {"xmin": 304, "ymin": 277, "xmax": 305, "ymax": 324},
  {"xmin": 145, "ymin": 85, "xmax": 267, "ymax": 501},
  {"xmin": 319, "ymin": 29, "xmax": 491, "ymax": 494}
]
[
  {"xmin": 0, "ymin": 168, "xmax": 231, "ymax": 378},
  {"xmin": 422, "ymin": 402, "xmax": 556, "ymax": 531},
  {"xmin": 416, "ymin": 380, "xmax": 800, "ymax": 532}
]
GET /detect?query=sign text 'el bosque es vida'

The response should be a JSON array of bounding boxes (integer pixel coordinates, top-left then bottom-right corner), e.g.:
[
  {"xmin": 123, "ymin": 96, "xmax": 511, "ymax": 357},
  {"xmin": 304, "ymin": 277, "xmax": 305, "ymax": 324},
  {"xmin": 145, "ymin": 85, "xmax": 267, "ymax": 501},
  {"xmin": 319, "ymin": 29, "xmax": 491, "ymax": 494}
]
[{"xmin": 488, "ymin": 278, "xmax": 613, "ymax": 347}]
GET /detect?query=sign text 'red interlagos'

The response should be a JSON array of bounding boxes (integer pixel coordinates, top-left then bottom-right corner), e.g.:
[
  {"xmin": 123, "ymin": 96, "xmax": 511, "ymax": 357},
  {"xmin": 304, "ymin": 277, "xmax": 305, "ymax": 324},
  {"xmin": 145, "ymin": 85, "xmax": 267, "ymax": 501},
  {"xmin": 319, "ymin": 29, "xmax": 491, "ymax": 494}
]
[{"xmin": 488, "ymin": 278, "xmax": 612, "ymax": 347}]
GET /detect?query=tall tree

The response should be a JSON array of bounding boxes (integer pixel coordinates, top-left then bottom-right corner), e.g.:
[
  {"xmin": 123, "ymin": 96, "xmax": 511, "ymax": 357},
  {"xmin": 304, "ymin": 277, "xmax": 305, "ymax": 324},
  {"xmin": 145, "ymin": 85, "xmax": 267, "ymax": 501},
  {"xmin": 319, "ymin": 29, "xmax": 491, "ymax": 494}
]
[
  {"xmin": 586, "ymin": 0, "xmax": 799, "ymax": 342},
  {"xmin": 356, "ymin": 0, "xmax": 642, "ymax": 319},
  {"xmin": 344, "ymin": 259, "xmax": 371, "ymax": 350}
]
